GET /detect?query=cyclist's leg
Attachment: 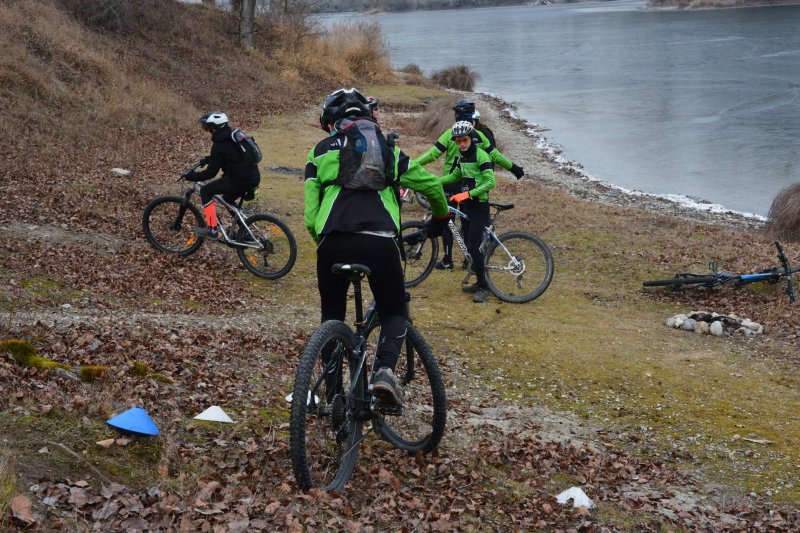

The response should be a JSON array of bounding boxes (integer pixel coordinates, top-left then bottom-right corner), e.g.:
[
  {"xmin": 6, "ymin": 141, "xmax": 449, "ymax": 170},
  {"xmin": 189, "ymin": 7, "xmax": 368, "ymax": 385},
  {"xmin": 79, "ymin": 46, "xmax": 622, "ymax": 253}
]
[
  {"xmin": 200, "ymin": 178, "xmax": 237, "ymax": 228},
  {"xmin": 438, "ymin": 187, "xmax": 460, "ymax": 268},
  {"xmin": 221, "ymin": 177, "xmax": 259, "ymax": 205},
  {"xmin": 463, "ymin": 201, "xmax": 490, "ymax": 289}
]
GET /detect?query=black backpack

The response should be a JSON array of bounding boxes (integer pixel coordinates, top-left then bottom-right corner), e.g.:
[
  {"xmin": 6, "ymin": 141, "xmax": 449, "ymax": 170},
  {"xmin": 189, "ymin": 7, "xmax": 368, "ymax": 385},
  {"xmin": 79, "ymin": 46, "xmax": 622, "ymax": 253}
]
[
  {"xmin": 334, "ymin": 119, "xmax": 395, "ymax": 191},
  {"xmin": 231, "ymin": 128, "xmax": 263, "ymax": 164}
]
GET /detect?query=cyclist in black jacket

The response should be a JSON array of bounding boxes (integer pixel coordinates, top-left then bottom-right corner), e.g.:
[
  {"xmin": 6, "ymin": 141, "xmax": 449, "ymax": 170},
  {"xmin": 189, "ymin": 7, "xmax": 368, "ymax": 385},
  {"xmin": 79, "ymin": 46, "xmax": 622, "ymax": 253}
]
[{"xmin": 183, "ymin": 111, "xmax": 261, "ymax": 239}]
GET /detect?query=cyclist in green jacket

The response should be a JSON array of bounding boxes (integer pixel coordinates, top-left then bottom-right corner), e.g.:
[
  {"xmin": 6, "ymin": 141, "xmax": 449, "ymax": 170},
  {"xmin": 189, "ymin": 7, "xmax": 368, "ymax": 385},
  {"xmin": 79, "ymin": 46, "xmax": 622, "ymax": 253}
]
[
  {"xmin": 416, "ymin": 99, "xmax": 523, "ymax": 270},
  {"xmin": 439, "ymin": 120, "xmax": 496, "ymax": 304},
  {"xmin": 304, "ymin": 87, "xmax": 449, "ymax": 406}
]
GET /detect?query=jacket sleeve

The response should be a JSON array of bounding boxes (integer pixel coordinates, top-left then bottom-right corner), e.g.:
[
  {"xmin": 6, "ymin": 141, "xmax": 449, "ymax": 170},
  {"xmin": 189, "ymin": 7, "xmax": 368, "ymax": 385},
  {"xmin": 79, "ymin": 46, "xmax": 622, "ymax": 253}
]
[
  {"xmin": 186, "ymin": 142, "xmax": 224, "ymax": 182},
  {"xmin": 469, "ymin": 154, "xmax": 496, "ymax": 199},
  {"xmin": 396, "ymin": 149, "xmax": 448, "ymax": 218},
  {"xmin": 476, "ymin": 129, "xmax": 513, "ymax": 171},
  {"xmin": 439, "ymin": 157, "xmax": 462, "ymax": 185},
  {"xmin": 414, "ymin": 130, "xmax": 449, "ymax": 167},
  {"xmin": 303, "ymin": 148, "xmax": 322, "ymax": 242}
]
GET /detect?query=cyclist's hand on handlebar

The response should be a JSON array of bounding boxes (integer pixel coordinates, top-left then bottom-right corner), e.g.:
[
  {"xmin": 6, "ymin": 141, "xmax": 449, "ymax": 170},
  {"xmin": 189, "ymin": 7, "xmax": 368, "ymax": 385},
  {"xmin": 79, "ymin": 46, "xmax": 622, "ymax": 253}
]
[
  {"xmin": 198, "ymin": 156, "xmax": 210, "ymax": 166},
  {"xmin": 449, "ymin": 191, "xmax": 471, "ymax": 204},
  {"xmin": 510, "ymin": 163, "xmax": 525, "ymax": 180},
  {"xmin": 179, "ymin": 170, "xmax": 192, "ymax": 180},
  {"xmin": 424, "ymin": 215, "xmax": 450, "ymax": 238}
]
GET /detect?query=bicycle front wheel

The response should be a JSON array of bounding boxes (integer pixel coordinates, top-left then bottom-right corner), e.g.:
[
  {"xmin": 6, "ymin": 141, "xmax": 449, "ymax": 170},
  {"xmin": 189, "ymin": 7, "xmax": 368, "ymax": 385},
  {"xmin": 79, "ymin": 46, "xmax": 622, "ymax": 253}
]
[
  {"xmin": 643, "ymin": 275, "xmax": 717, "ymax": 288},
  {"xmin": 400, "ymin": 220, "xmax": 439, "ymax": 288},
  {"xmin": 485, "ymin": 231, "xmax": 554, "ymax": 304},
  {"xmin": 236, "ymin": 213, "xmax": 297, "ymax": 279},
  {"xmin": 367, "ymin": 321, "xmax": 446, "ymax": 454},
  {"xmin": 290, "ymin": 321, "xmax": 364, "ymax": 492},
  {"xmin": 142, "ymin": 195, "xmax": 205, "ymax": 256}
]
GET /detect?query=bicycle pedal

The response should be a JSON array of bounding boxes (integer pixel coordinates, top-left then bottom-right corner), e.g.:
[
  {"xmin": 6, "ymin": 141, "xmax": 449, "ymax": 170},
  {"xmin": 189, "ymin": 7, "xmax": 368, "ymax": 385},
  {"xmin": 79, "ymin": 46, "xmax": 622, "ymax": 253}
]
[{"xmin": 375, "ymin": 404, "xmax": 403, "ymax": 416}]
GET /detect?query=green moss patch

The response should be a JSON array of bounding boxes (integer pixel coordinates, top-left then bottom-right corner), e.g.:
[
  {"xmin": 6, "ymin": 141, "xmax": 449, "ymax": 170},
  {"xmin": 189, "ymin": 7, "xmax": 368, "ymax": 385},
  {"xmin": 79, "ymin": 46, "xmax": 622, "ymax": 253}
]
[{"xmin": 1, "ymin": 339, "xmax": 70, "ymax": 370}]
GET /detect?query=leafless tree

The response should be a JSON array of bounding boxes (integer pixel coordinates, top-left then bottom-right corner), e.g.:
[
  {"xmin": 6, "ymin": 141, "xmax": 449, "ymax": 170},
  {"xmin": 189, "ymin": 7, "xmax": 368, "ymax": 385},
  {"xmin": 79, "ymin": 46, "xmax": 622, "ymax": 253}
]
[{"xmin": 240, "ymin": 0, "xmax": 256, "ymax": 49}]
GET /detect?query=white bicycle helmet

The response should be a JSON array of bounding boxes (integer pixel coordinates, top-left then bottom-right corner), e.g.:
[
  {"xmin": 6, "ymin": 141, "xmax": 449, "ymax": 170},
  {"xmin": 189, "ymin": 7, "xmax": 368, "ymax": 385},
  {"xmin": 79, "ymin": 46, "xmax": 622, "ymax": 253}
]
[
  {"xmin": 198, "ymin": 111, "xmax": 229, "ymax": 131},
  {"xmin": 451, "ymin": 120, "xmax": 475, "ymax": 139}
]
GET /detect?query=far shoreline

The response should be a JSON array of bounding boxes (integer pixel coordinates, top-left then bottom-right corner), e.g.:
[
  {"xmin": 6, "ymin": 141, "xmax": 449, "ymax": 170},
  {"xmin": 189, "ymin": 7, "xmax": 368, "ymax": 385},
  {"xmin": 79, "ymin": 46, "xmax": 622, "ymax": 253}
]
[{"xmin": 468, "ymin": 91, "xmax": 767, "ymax": 232}]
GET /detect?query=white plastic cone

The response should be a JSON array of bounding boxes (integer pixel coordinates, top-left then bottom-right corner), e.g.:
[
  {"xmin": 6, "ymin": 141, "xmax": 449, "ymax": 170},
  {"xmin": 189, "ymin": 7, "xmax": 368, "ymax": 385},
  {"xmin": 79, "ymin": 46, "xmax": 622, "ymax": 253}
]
[{"xmin": 193, "ymin": 405, "xmax": 234, "ymax": 423}]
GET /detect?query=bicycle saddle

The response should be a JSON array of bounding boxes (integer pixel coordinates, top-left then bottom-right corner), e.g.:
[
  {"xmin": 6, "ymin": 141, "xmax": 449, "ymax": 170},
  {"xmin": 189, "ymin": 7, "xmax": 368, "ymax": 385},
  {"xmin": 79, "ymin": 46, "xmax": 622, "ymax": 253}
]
[
  {"xmin": 489, "ymin": 202, "xmax": 514, "ymax": 211},
  {"xmin": 332, "ymin": 263, "xmax": 371, "ymax": 276}
]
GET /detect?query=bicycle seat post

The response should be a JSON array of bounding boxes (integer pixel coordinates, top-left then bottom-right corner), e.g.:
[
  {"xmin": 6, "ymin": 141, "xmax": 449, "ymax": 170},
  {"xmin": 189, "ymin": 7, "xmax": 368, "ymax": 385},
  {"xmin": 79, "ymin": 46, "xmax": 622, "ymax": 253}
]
[{"xmin": 352, "ymin": 273, "xmax": 365, "ymax": 328}]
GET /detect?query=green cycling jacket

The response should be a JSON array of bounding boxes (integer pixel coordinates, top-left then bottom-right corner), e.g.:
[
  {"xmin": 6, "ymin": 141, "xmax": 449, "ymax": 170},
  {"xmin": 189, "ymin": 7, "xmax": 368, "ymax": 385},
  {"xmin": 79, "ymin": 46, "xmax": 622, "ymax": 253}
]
[
  {"xmin": 440, "ymin": 144, "xmax": 495, "ymax": 203},
  {"xmin": 304, "ymin": 123, "xmax": 448, "ymax": 242},
  {"xmin": 415, "ymin": 128, "xmax": 513, "ymax": 175}
]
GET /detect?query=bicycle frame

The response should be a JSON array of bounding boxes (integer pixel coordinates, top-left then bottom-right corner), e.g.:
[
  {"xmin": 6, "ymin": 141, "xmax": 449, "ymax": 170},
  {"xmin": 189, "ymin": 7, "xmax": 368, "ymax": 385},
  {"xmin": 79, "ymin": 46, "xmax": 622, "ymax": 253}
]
[{"xmin": 182, "ymin": 181, "xmax": 262, "ymax": 250}]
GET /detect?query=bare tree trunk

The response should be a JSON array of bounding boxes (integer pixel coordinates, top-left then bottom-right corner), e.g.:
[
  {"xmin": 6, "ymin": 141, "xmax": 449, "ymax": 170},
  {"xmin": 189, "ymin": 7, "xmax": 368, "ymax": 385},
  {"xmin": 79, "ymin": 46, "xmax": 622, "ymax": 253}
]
[{"xmin": 240, "ymin": 0, "xmax": 256, "ymax": 49}]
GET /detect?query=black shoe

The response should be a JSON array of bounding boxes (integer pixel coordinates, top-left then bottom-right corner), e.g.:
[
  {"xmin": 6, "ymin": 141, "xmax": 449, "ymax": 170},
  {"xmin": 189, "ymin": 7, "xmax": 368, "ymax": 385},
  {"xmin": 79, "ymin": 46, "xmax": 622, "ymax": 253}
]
[
  {"xmin": 462, "ymin": 283, "xmax": 479, "ymax": 293},
  {"xmin": 193, "ymin": 226, "xmax": 218, "ymax": 239},
  {"xmin": 434, "ymin": 260, "xmax": 453, "ymax": 270},
  {"xmin": 473, "ymin": 288, "xmax": 489, "ymax": 303},
  {"xmin": 371, "ymin": 367, "xmax": 403, "ymax": 407}
]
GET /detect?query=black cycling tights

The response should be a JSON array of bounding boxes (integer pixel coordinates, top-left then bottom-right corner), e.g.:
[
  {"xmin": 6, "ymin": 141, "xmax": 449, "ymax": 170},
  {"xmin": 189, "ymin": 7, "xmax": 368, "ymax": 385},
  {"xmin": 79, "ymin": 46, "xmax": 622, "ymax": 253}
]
[
  {"xmin": 461, "ymin": 200, "xmax": 490, "ymax": 289},
  {"xmin": 200, "ymin": 177, "xmax": 258, "ymax": 206},
  {"xmin": 316, "ymin": 232, "xmax": 407, "ymax": 371}
]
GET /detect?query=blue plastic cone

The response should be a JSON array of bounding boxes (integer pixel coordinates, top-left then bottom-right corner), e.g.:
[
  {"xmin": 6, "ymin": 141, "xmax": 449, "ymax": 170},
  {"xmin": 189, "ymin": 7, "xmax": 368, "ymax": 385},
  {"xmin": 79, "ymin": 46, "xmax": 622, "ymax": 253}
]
[{"xmin": 106, "ymin": 407, "xmax": 160, "ymax": 436}]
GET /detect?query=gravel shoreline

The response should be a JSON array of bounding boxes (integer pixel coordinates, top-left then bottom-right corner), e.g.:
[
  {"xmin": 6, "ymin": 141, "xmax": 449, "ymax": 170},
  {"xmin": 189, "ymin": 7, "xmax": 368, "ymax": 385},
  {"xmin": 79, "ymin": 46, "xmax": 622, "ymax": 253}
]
[{"xmin": 471, "ymin": 92, "xmax": 766, "ymax": 232}]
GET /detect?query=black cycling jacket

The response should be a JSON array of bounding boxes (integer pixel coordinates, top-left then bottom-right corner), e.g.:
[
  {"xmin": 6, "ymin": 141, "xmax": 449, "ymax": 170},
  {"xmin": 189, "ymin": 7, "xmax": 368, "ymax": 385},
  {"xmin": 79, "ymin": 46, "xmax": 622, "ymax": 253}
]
[{"xmin": 185, "ymin": 125, "xmax": 260, "ymax": 183}]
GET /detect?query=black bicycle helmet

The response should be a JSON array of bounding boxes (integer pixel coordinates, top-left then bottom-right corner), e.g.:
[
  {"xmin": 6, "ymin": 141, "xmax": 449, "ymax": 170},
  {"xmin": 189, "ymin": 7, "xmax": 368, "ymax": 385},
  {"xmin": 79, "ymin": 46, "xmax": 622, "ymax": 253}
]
[
  {"xmin": 198, "ymin": 111, "xmax": 228, "ymax": 131},
  {"xmin": 452, "ymin": 98, "xmax": 475, "ymax": 120},
  {"xmin": 319, "ymin": 88, "xmax": 371, "ymax": 132}
]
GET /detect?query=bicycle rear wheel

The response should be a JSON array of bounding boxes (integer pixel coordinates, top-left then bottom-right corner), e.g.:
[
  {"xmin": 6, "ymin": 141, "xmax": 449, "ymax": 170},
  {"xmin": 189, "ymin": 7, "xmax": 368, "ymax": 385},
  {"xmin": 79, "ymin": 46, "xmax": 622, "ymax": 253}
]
[
  {"xmin": 485, "ymin": 231, "xmax": 554, "ymax": 304},
  {"xmin": 366, "ymin": 321, "xmax": 446, "ymax": 454},
  {"xmin": 400, "ymin": 220, "xmax": 439, "ymax": 288},
  {"xmin": 142, "ymin": 195, "xmax": 205, "ymax": 256},
  {"xmin": 236, "ymin": 213, "xmax": 297, "ymax": 279},
  {"xmin": 290, "ymin": 321, "xmax": 364, "ymax": 492},
  {"xmin": 643, "ymin": 275, "xmax": 717, "ymax": 288}
]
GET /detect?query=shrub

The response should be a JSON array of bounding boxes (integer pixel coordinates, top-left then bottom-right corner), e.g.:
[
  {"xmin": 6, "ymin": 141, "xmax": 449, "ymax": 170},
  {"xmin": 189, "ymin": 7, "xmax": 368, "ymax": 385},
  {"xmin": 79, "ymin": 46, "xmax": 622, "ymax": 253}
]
[
  {"xmin": 430, "ymin": 64, "xmax": 479, "ymax": 91},
  {"xmin": 400, "ymin": 63, "xmax": 422, "ymax": 76},
  {"xmin": 765, "ymin": 182, "xmax": 800, "ymax": 242},
  {"xmin": 58, "ymin": 0, "xmax": 132, "ymax": 32}
]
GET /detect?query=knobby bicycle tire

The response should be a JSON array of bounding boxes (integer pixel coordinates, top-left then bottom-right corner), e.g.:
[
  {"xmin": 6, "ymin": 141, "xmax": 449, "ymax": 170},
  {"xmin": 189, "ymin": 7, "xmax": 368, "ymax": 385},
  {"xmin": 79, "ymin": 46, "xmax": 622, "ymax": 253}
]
[
  {"xmin": 290, "ymin": 321, "xmax": 363, "ymax": 492},
  {"xmin": 236, "ymin": 213, "xmax": 297, "ymax": 279},
  {"xmin": 142, "ymin": 195, "xmax": 205, "ymax": 256},
  {"xmin": 366, "ymin": 321, "xmax": 446, "ymax": 454},
  {"xmin": 415, "ymin": 192, "xmax": 431, "ymax": 210},
  {"xmin": 642, "ymin": 275, "xmax": 718, "ymax": 288},
  {"xmin": 485, "ymin": 231, "xmax": 554, "ymax": 304},
  {"xmin": 400, "ymin": 220, "xmax": 439, "ymax": 288}
]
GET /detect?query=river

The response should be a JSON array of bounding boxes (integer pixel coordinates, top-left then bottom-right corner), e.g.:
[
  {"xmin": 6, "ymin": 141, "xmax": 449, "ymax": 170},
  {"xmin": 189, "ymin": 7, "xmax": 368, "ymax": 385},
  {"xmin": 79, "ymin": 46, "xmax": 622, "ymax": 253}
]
[{"xmin": 326, "ymin": 0, "xmax": 800, "ymax": 217}]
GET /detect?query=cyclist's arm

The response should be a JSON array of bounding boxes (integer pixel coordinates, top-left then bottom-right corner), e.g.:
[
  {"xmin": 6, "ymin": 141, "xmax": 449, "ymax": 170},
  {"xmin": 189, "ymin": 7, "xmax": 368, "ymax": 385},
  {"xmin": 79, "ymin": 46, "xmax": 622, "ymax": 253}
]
[
  {"xmin": 185, "ymin": 143, "xmax": 224, "ymax": 181},
  {"xmin": 303, "ymin": 149, "xmax": 322, "ymax": 242},
  {"xmin": 439, "ymin": 158, "xmax": 462, "ymax": 185},
  {"xmin": 476, "ymin": 129, "xmax": 513, "ymax": 171},
  {"xmin": 396, "ymin": 149, "xmax": 448, "ymax": 218},
  {"xmin": 414, "ymin": 130, "xmax": 449, "ymax": 167},
  {"xmin": 468, "ymin": 153, "xmax": 496, "ymax": 200}
]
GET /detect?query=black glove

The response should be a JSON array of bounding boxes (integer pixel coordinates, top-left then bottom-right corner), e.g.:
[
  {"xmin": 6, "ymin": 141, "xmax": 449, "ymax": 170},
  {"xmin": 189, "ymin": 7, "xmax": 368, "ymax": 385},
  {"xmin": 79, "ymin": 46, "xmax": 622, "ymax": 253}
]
[
  {"xmin": 424, "ymin": 215, "xmax": 450, "ymax": 238},
  {"xmin": 510, "ymin": 163, "xmax": 525, "ymax": 180},
  {"xmin": 199, "ymin": 156, "xmax": 210, "ymax": 166}
]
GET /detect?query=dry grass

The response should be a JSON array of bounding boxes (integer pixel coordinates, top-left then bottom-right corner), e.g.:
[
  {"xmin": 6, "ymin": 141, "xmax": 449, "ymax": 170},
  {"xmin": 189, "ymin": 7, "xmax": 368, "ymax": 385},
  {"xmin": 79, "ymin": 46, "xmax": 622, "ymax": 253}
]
[
  {"xmin": 430, "ymin": 64, "xmax": 480, "ymax": 91},
  {"xmin": 0, "ymin": 447, "xmax": 14, "ymax": 519},
  {"xmin": 400, "ymin": 63, "xmax": 423, "ymax": 75},
  {"xmin": 765, "ymin": 182, "xmax": 800, "ymax": 242},
  {"xmin": 413, "ymin": 96, "xmax": 461, "ymax": 139}
]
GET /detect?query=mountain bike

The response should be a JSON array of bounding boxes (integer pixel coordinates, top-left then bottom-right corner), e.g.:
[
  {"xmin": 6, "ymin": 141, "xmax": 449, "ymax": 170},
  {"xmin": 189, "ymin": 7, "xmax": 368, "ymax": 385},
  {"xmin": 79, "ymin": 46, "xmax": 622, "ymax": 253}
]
[
  {"xmin": 142, "ymin": 162, "xmax": 297, "ymax": 279},
  {"xmin": 290, "ymin": 263, "xmax": 446, "ymax": 492},
  {"xmin": 398, "ymin": 187, "xmax": 431, "ymax": 210},
  {"xmin": 643, "ymin": 241, "xmax": 799, "ymax": 303},
  {"xmin": 401, "ymin": 203, "xmax": 554, "ymax": 303}
]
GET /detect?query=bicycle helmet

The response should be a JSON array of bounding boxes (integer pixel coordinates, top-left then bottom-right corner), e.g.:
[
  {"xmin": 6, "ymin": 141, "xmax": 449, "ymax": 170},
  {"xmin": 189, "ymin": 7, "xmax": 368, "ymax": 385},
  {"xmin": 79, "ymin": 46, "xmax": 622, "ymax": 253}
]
[
  {"xmin": 452, "ymin": 98, "xmax": 475, "ymax": 121},
  {"xmin": 451, "ymin": 120, "xmax": 475, "ymax": 139},
  {"xmin": 319, "ymin": 88, "xmax": 371, "ymax": 132},
  {"xmin": 198, "ymin": 111, "xmax": 228, "ymax": 131}
]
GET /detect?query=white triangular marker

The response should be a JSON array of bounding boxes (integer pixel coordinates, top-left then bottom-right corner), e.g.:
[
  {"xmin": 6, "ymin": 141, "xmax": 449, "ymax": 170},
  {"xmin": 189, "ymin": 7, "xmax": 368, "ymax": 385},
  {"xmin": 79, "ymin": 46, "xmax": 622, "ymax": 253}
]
[
  {"xmin": 556, "ymin": 487, "xmax": 594, "ymax": 508},
  {"xmin": 194, "ymin": 406, "xmax": 234, "ymax": 423}
]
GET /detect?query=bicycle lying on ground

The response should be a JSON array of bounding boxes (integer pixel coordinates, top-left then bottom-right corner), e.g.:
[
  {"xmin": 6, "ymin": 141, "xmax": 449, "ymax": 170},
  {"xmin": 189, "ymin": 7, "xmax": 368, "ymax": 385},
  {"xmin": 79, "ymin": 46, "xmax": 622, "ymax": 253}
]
[
  {"xmin": 142, "ymin": 161, "xmax": 297, "ymax": 279},
  {"xmin": 400, "ymin": 203, "xmax": 554, "ymax": 303},
  {"xmin": 290, "ymin": 263, "xmax": 446, "ymax": 492},
  {"xmin": 643, "ymin": 241, "xmax": 799, "ymax": 303}
]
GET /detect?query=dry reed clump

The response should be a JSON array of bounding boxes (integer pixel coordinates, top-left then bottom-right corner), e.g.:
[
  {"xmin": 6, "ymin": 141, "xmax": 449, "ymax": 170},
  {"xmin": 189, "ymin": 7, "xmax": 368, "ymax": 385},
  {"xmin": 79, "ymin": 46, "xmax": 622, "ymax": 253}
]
[
  {"xmin": 324, "ymin": 21, "xmax": 395, "ymax": 83},
  {"xmin": 765, "ymin": 182, "xmax": 800, "ymax": 242},
  {"xmin": 430, "ymin": 64, "xmax": 479, "ymax": 91},
  {"xmin": 414, "ymin": 96, "xmax": 461, "ymax": 139},
  {"xmin": 400, "ymin": 63, "xmax": 423, "ymax": 76}
]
